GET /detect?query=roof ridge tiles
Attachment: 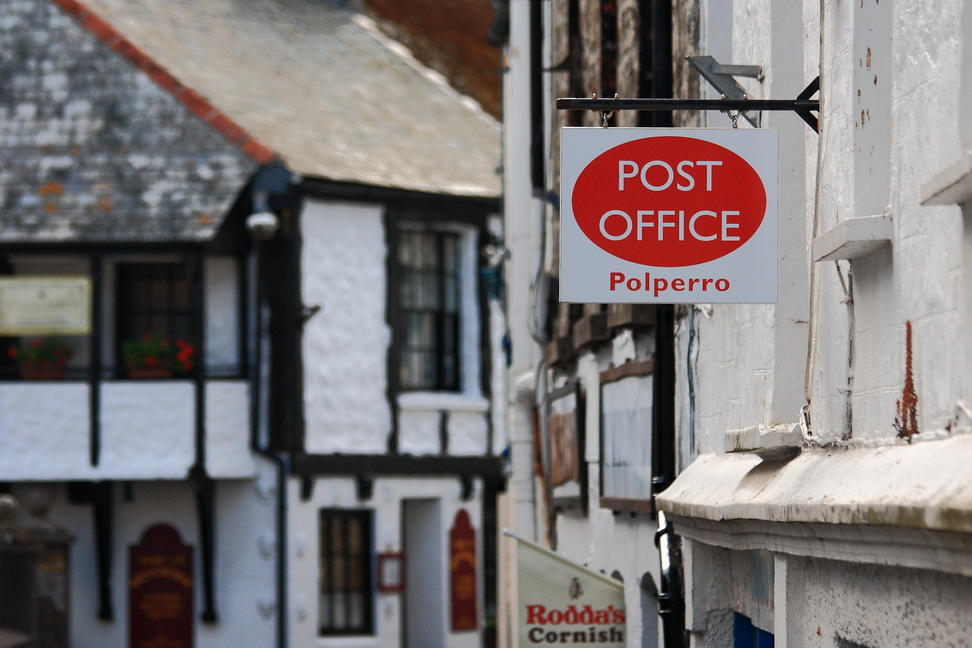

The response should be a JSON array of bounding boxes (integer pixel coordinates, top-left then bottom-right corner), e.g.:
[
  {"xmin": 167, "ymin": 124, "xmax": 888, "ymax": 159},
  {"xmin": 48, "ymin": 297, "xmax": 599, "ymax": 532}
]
[{"xmin": 48, "ymin": 0, "xmax": 276, "ymax": 166}]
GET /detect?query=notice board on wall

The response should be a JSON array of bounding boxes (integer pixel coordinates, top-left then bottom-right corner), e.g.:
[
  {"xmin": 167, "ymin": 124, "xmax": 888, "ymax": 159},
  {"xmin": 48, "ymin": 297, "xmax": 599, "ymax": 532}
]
[
  {"xmin": 129, "ymin": 524, "xmax": 193, "ymax": 648},
  {"xmin": 450, "ymin": 509, "xmax": 478, "ymax": 631}
]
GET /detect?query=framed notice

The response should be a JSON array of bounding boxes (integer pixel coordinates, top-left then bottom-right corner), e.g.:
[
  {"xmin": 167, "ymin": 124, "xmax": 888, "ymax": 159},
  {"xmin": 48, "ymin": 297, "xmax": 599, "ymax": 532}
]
[
  {"xmin": 561, "ymin": 128, "xmax": 778, "ymax": 303},
  {"xmin": 129, "ymin": 524, "xmax": 193, "ymax": 648},
  {"xmin": 450, "ymin": 510, "xmax": 477, "ymax": 631},
  {"xmin": 0, "ymin": 276, "xmax": 91, "ymax": 335},
  {"xmin": 378, "ymin": 552, "xmax": 405, "ymax": 592}
]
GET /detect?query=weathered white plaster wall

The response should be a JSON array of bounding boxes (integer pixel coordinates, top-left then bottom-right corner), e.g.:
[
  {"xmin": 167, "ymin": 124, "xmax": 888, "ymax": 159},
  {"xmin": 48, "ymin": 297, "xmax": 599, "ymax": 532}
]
[
  {"xmin": 448, "ymin": 411, "xmax": 489, "ymax": 455},
  {"xmin": 11, "ymin": 468, "xmax": 277, "ymax": 648},
  {"xmin": 205, "ymin": 380, "xmax": 256, "ymax": 478},
  {"xmin": 799, "ymin": 0, "xmax": 969, "ymax": 442},
  {"xmin": 301, "ymin": 199, "xmax": 391, "ymax": 455},
  {"xmin": 0, "ymin": 380, "xmax": 250, "ymax": 479},
  {"xmin": 398, "ymin": 409, "xmax": 442, "ymax": 455},
  {"xmin": 287, "ymin": 475, "xmax": 484, "ymax": 648},
  {"xmin": 546, "ymin": 350, "xmax": 662, "ymax": 648},
  {"xmin": 791, "ymin": 557, "xmax": 972, "ymax": 647},
  {"xmin": 397, "ymin": 393, "xmax": 490, "ymax": 457},
  {"xmin": 671, "ymin": 0, "xmax": 972, "ymax": 644},
  {"xmin": 681, "ymin": 0, "xmax": 810, "ymax": 460},
  {"xmin": 0, "ymin": 381, "xmax": 90, "ymax": 476},
  {"xmin": 99, "ymin": 381, "xmax": 195, "ymax": 475}
]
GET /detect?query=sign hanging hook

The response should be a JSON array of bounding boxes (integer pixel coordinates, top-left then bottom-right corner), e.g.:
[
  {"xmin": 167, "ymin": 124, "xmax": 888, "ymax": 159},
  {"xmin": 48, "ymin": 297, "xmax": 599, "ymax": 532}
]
[{"xmin": 592, "ymin": 93, "xmax": 619, "ymax": 128}]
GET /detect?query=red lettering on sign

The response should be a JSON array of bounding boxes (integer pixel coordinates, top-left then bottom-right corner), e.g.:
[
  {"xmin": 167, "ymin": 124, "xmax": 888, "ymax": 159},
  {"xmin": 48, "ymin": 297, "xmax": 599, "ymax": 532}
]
[{"xmin": 572, "ymin": 137, "xmax": 766, "ymax": 267}]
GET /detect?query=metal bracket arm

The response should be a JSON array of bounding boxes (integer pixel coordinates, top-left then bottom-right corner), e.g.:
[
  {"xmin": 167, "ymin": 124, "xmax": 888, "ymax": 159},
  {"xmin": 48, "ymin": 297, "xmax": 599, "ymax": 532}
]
[{"xmin": 556, "ymin": 77, "xmax": 820, "ymax": 132}]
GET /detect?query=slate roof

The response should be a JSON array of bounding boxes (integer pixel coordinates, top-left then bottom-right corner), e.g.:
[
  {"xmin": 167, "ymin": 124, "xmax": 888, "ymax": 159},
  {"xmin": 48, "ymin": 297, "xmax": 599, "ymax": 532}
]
[
  {"xmin": 0, "ymin": 0, "xmax": 258, "ymax": 242},
  {"xmin": 74, "ymin": 0, "xmax": 502, "ymax": 197},
  {"xmin": 0, "ymin": 0, "xmax": 501, "ymax": 243}
]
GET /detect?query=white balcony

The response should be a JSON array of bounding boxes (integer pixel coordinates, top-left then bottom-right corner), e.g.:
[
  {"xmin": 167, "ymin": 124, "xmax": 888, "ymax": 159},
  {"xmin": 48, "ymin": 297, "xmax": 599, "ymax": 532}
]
[{"xmin": 0, "ymin": 379, "xmax": 254, "ymax": 481}]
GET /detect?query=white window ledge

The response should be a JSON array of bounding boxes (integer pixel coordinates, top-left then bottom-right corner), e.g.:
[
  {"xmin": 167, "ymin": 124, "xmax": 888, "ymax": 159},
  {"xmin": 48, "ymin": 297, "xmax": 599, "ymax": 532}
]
[
  {"xmin": 921, "ymin": 150, "xmax": 972, "ymax": 205},
  {"xmin": 812, "ymin": 215, "xmax": 893, "ymax": 262},
  {"xmin": 397, "ymin": 391, "xmax": 489, "ymax": 413},
  {"xmin": 658, "ymin": 434, "xmax": 972, "ymax": 536},
  {"xmin": 724, "ymin": 423, "xmax": 802, "ymax": 461}
]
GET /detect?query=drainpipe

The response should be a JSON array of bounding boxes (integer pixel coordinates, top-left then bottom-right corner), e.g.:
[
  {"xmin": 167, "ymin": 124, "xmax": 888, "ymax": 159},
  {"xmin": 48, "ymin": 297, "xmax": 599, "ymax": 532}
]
[
  {"xmin": 645, "ymin": 2, "xmax": 684, "ymax": 646},
  {"xmin": 247, "ymin": 212, "xmax": 288, "ymax": 648}
]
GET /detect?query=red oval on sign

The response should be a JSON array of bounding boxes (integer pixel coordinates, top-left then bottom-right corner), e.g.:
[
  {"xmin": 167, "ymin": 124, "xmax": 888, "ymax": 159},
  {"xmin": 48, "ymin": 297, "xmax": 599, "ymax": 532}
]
[{"xmin": 572, "ymin": 136, "xmax": 766, "ymax": 267}]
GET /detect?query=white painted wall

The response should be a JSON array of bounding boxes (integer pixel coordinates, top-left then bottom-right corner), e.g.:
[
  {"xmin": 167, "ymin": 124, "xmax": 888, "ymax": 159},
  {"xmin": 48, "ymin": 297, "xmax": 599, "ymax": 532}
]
[
  {"xmin": 287, "ymin": 476, "xmax": 484, "ymax": 648},
  {"xmin": 9, "ymin": 467, "xmax": 277, "ymax": 648},
  {"xmin": 667, "ymin": 0, "xmax": 972, "ymax": 644},
  {"xmin": 0, "ymin": 380, "xmax": 253, "ymax": 479},
  {"xmin": 205, "ymin": 380, "xmax": 256, "ymax": 478},
  {"xmin": 301, "ymin": 199, "xmax": 391, "ymax": 455},
  {"xmin": 682, "ymin": 0, "xmax": 972, "ymax": 448},
  {"xmin": 397, "ymin": 393, "xmax": 490, "ymax": 457}
]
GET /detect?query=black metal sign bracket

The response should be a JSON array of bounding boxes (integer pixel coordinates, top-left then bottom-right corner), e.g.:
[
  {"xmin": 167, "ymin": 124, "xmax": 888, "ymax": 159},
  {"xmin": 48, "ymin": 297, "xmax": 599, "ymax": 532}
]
[{"xmin": 556, "ymin": 77, "xmax": 820, "ymax": 132}]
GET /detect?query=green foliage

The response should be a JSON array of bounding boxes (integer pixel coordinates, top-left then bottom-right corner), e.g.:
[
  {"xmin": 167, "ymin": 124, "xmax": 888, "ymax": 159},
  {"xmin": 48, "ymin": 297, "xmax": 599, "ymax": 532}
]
[
  {"xmin": 7, "ymin": 337, "xmax": 73, "ymax": 364},
  {"xmin": 122, "ymin": 334, "xmax": 195, "ymax": 373}
]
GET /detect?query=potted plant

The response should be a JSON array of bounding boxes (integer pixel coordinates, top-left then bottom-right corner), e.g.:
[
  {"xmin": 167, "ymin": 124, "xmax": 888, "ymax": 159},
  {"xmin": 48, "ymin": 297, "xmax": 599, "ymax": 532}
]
[
  {"xmin": 7, "ymin": 337, "xmax": 73, "ymax": 380},
  {"xmin": 121, "ymin": 334, "xmax": 195, "ymax": 379}
]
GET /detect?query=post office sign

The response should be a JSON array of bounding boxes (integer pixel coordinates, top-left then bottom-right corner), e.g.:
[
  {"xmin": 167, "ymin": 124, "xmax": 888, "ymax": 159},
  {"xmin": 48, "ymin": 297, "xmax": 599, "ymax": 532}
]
[{"xmin": 560, "ymin": 128, "xmax": 778, "ymax": 303}]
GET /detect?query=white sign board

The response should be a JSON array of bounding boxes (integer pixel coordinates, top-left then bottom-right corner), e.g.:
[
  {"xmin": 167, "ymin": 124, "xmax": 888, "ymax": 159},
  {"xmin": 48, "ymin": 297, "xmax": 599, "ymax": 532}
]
[
  {"xmin": 0, "ymin": 276, "xmax": 92, "ymax": 335},
  {"xmin": 561, "ymin": 128, "xmax": 778, "ymax": 303},
  {"xmin": 510, "ymin": 533, "xmax": 626, "ymax": 647}
]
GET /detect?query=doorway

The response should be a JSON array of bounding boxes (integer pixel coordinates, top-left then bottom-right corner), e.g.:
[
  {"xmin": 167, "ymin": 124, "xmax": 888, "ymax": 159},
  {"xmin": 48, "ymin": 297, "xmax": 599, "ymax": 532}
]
[{"xmin": 402, "ymin": 499, "xmax": 444, "ymax": 648}]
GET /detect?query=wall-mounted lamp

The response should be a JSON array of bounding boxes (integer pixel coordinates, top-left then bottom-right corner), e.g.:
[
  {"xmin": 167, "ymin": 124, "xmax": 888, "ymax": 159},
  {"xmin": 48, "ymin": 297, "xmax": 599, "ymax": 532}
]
[{"xmin": 246, "ymin": 211, "xmax": 279, "ymax": 240}]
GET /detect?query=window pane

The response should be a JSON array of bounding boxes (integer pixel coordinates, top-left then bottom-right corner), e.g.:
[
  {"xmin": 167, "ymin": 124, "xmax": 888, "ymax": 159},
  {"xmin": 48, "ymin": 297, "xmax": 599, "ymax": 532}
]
[
  {"xmin": 404, "ymin": 312, "xmax": 435, "ymax": 349},
  {"xmin": 443, "ymin": 276, "xmax": 459, "ymax": 313},
  {"xmin": 116, "ymin": 262, "xmax": 194, "ymax": 375},
  {"xmin": 397, "ymin": 229, "xmax": 462, "ymax": 391},
  {"xmin": 319, "ymin": 510, "xmax": 372, "ymax": 636}
]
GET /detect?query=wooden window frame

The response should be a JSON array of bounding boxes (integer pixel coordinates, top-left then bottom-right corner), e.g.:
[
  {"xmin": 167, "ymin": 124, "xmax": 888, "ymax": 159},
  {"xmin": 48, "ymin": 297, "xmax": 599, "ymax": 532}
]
[
  {"xmin": 114, "ymin": 261, "xmax": 193, "ymax": 377},
  {"xmin": 598, "ymin": 360, "xmax": 654, "ymax": 515},
  {"xmin": 396, "ymin": 228, "xmax": 462, "ymax": 392},
  {"xmin": 318, "ymin": 509, "xmax": 374, "ymax": 636}
]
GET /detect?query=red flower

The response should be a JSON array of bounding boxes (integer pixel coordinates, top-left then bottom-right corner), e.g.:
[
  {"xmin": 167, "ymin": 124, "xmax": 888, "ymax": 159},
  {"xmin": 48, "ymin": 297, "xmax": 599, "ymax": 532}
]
[
  {"xmin": 145, "ymin": 356, "xmax": 157, "ymax": 367},
  {"xmin": 7, "ymin": 347, "xmax": 17, "ymax": 360},
  {"xmin": 175, "ymin": 339, "xmax": 195, "ymax": 372}
]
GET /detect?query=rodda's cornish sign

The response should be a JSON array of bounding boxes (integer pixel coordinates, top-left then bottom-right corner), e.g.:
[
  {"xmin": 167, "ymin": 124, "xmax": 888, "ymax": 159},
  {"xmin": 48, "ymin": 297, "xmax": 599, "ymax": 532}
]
[
  {"xmin": 560, "ymin": 128, "xmax": 778, "ymax": 303},
  {"xmin": 507, "ymin": 532, "xmax": 625, "ymax": 646}
]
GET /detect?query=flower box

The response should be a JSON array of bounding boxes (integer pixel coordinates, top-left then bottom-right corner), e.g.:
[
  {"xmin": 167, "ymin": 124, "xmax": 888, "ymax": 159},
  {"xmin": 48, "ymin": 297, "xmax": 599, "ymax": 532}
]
[
  {"xmin": 126, "ymin": 367, "xmax": 173, "ymax": 379},
  {"xmin": 8, "ymin": 338, "xmax": 73, "ymax": 380},
  {"xmin": 18, "ymin": 361, "xmax": 68, "ymax": 380},
  {"xmin": 121, "ymin": 335, "xmax": 194, "ymax": 379}
]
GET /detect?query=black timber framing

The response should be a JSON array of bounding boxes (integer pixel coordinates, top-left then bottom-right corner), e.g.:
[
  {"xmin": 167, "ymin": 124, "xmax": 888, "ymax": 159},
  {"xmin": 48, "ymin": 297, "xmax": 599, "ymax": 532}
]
[
  {"xmin": 293, "ymin": 454, "xmax": 505, "ymax": 483},
  {"xmin": 296, "ymin": 178, "xmax": 500, "ymax": 213},
  {"xmin": 262, "ymin": 198, "xmax": 304, "ymax": 455},
  {"xmin": 89, "ymin": 254, "xmax": 102, "ymax": 466},
  {"xmin": 67, "ymin": 481, "xmax": 114, "ymax": 621},
  {"xmin": 292, "ymin": 179, "xmax": 501, "ymax": 459},
  {"xmin": 93, "ymin": 481, "xmax": 113, "ymax": 622}
]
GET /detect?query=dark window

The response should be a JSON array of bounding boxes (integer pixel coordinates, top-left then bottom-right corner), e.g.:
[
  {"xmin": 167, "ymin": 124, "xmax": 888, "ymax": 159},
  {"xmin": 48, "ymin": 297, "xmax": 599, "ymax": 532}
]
[
  {"xmin": 398, "ymin": 229, "xmax": 461, "ymax": 391},
  {"xmin": 115, "ymin": 262, "xmax": 192, "ymax": 371},
  {"xmin": 319, "ymin": 510, "xmax": 373, "ymax": 635}
]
